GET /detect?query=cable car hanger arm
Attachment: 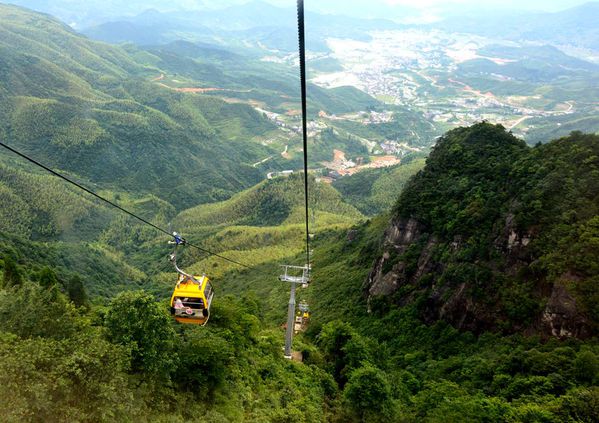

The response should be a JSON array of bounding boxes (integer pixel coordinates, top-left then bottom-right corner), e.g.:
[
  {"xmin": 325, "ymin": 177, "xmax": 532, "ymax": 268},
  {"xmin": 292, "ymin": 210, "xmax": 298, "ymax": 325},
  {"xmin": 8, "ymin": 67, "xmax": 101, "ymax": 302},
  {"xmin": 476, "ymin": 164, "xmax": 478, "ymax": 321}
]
[{"xmin": 169, "ymin": 233, "xmax": 202, "ymax": 284}]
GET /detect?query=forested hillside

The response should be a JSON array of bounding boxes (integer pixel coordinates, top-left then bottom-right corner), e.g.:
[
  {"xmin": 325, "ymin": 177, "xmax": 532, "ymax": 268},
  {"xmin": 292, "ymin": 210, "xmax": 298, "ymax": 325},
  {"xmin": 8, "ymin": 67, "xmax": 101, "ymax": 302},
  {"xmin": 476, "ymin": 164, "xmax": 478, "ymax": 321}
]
[
  {"xmin": 0, "ymin": 4, "xmax": 381, "ymax": 211},
  {"xmin": 303, "ymin": 124, "xmax": 599, "ymax": 421},
  {"xmin": 332, "ymin": 157, "xmax": 426, "ymax": 216},
  {"xmin": 146, "ymin": 40, "xmax": 380, "ymax": 116},
  {"xmin": 0, "ymin": 4, "xmax": 277, "ymax": 208},
  {"xmin": 1, "ymin": 123, "xmax": 598, "ymax": 422}
]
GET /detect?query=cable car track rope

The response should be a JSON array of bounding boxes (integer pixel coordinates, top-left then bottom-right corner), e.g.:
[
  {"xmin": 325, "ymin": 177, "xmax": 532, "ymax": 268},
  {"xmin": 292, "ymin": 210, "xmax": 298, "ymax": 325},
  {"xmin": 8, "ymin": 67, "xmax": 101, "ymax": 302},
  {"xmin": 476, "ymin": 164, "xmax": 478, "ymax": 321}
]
[
  {"xmin": 297, "ymin": 0, "xmax": 311, "ymax": 267},
  {"xmin": 0, "ymin": 140, "xmax": 251, "ymax": 269}
]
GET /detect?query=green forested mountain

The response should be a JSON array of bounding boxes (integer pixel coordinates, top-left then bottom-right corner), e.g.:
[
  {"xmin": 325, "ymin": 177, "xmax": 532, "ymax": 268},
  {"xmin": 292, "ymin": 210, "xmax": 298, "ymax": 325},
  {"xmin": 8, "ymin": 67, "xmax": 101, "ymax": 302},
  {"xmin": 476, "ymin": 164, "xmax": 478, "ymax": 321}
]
[
  {"xmin": 177, "ymin": 173, "xmax": 362, "ymax": 229},
  {"xmin": 167, "ymin": 174, "xmax": 362, "ymax": 286},
  {"xmin": 378, "ymin": 124, "xmax": 598, "ymax": 336},
  {"xmin": 301, "ymin": 124, "xmax": 599, "ymax": 421},
  {"xmin": 0, "ymin": 2, "xmax": 392, "ymax": 216},
  {"xmin": 0, "ymin": 3, "xmax": 375, "ymax": 303},
  {"xmin": 456, "ymin": 45, "xmax": 599, "ymax": 84},
  {"xmin": 146, "ymin": 40, "xmax": 380, "ymax": 116},
  {"xmin": 0, "ymin": 162, "xmax": 117, "ymax": 239}
]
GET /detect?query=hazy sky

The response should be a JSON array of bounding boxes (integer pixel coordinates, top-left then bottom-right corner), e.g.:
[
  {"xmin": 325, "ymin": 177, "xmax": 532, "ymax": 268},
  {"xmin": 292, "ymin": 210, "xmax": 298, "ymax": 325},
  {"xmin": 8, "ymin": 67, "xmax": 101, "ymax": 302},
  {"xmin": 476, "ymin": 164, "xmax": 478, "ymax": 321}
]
[
  {"xmin": 345, "ymin": 0, "xmax": 587, "ymax": 11},
  {"xmin": 243, "ymin": 0, "xmax": 599, "ymax": 24},
  {"xmin": 258, "ymin": 0, "xmax": 596, "ymax": 22},
  {"xmin": 7, "ymin": 0, "xmax": 595, "ymax": 15},
  {"xmin": 265, "ymin": 0, "xmax": 592, "ymax": 11},
  {"xmin": 5, "ymin": 0, "xmax": 596, "ymax": 26}
]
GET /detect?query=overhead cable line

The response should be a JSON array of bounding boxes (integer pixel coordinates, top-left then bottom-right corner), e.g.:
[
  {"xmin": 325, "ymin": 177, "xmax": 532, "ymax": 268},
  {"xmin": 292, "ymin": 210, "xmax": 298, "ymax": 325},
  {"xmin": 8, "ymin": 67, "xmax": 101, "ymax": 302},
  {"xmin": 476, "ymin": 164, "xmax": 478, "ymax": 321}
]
[
  {"xmin": 280, "ymin": 1, "xmax": 312, "ymax": 360},
  {"xmin": 297, "ymin": 0, "xmax": 311, "ymax": 267},
  {"xmin": 0, "ymin": 140, "xmax": 251, "ymax": 269}
]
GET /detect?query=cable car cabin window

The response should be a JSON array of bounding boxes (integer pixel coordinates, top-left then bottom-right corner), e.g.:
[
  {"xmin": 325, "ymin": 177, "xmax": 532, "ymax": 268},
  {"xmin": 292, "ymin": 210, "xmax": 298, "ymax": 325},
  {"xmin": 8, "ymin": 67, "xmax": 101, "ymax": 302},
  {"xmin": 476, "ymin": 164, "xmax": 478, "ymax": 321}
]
[{"xmin": 181, "ymin": 297, "xmax": 204, "ymax": 309}]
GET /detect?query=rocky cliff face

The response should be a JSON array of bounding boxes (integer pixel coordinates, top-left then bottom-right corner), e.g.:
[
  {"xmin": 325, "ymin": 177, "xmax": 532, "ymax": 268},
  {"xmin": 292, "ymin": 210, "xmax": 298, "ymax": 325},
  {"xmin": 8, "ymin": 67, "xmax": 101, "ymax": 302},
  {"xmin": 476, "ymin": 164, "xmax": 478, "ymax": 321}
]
[
  {"xmin": 364, "ymin": 216, "xmax": 592, "ymax": 339},
  {"xmin": 541, "ymin": 278, "xmax": 590, "ymax": 338},
  {"xmin": 366, "ymin": 218, "xmax": 427, "ymax": 298}
]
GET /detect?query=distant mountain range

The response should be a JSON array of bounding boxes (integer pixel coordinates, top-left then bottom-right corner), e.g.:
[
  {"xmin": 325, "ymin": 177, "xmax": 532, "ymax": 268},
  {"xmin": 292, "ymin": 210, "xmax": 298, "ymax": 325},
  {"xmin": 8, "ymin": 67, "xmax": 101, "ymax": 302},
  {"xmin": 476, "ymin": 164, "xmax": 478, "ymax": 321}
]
[
  {"xmin": 5, "ymin": 0, "xmax": 596, "ymax": 55},
  {"xmin": 0, "ymin": 0, "xmax": 405, "ymax": 52},
  {"xmin": 82, "ymin": 1, "xmax": 402, "ymax": 52},
  {"xmin": 433, "ymin": 2, "xmax": 599, "ymax": 51}
]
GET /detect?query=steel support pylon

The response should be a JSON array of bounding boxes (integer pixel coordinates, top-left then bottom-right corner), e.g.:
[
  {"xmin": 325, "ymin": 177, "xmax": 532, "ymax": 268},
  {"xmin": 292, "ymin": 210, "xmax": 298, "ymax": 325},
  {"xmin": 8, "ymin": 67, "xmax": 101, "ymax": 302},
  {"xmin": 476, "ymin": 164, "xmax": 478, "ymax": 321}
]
[
  {"xmin": 284, "ymin": 280, "xmax": 297, "ymax": 358},
  {"xmin": 279, "ymin": 264, "xmax": 310, "ymax": 358}
]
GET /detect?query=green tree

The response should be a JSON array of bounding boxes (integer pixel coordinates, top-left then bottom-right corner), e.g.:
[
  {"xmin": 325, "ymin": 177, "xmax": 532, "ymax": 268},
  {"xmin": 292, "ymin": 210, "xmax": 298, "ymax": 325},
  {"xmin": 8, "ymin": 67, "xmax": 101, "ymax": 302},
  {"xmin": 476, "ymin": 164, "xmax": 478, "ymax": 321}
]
[
  {"xmin": 558, "ymin": 387, "xmax": 599, "ymax": 423},
  {"xmin": 317, "ymin": 320, "xmax": 375, "ymax": 386},
  {"xmin": 425, "ymin": 395, "xmax": 511, "ymax": 423},
  {"xmin": 66, "ymin": 274, "xmax": 90, "ymax": 308},
  {"xmin": 0, "ymin": 282, "xmax": 83, "ymax": 340},
  {"xmin": 573, "ymin": 350, "xmax": 599, "ymax": 385},
  {"xmin": 2, "ymin": 253, "xmax": 22, "ymax": 288},
  {"xmin": 104, "ymin": 290, "xmax": 177, "ymax": 379},
  {"xmin": 317, "ymin": 320, "xmax": 357, "ymax": 385},
  {"xmin": 38, "ymin": 266, "xmax": 59, "ymax": 290},
  {"xmin": 174, "ymin": 329, "xmax": 232, "ymax": 398},
  {"xmin": 343, "ymin": 364, "xmax": 395, "ymax": 422},
  {"xmin": 0, "ymin": 332, "xmax": 135, "ymax": 422}
]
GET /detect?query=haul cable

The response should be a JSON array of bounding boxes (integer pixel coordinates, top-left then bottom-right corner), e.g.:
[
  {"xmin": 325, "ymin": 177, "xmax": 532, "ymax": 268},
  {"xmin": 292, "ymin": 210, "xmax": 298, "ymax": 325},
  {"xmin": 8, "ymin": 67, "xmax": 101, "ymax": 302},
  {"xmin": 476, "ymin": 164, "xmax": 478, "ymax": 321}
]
[
  {"xmin": 0, "ymin": 140, "xmax": 251, "ymax": 269},
  {"xmin": 297, "ymin": 0, "xmax": 310, "ymax": 267}
]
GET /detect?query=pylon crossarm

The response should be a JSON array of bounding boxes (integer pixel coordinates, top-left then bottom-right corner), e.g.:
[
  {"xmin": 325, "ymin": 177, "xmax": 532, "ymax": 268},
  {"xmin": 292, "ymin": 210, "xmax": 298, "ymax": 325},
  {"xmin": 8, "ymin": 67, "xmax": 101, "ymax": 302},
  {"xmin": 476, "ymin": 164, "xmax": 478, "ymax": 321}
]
[
  {"xmin": 279, "ymin": 264, "xmax": 310, "ymax": 284},
  {"xmin": 279, "ymin": 275, "xmax": 306, "ymax": 283}
]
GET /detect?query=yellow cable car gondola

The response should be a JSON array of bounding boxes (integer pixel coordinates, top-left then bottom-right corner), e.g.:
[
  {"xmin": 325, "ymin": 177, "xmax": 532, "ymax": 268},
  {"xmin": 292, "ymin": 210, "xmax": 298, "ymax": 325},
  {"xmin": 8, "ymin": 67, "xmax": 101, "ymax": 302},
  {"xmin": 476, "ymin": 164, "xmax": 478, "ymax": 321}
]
[{"xmin": 168, "ymin": 233, "xmax": 214, "ymax": 325}]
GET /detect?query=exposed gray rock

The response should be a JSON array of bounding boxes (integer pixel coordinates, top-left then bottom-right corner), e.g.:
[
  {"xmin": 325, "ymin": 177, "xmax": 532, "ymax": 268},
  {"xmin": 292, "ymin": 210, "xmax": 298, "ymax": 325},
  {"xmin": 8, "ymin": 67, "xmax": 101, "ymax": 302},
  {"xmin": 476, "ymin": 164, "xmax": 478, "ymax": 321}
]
[
  {"xmin": 364, "ymin": 214, "xmax": 592, "ymax": 338},
  {"xmin": 541, "ymin": 278, "xmax": 590, "ymax": 339},
  {"xmin": 365, "ymin": 217, "xmax": 424, "ymax": 299}
]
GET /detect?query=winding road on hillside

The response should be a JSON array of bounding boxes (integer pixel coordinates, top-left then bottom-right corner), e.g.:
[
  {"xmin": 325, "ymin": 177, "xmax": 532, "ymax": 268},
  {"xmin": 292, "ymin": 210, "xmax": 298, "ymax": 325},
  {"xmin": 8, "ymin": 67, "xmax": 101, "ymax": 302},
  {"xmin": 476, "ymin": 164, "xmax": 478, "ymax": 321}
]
[
  {"xmin": 252, "ymin": 156, "xmax": 273, "ymax": 167},
  {"xmin": 508, "ymin": 115, "xmax": 531, "ymax": 129}
]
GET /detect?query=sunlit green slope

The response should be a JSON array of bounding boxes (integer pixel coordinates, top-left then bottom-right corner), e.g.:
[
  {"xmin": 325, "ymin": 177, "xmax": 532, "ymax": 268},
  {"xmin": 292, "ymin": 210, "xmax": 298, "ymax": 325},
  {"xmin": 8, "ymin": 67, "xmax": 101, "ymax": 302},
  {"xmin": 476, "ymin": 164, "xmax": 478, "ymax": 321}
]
[
  {"xmin": 332, "ymin": 158, "xmax": 426, "ymax": 216},
  {"xmin": 0, "ymin": 4, "xmax": 286, "ymax": 208},
  {"xmin": 165, "ymin": 174, "xmax": 364, "ymax": 291}
]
